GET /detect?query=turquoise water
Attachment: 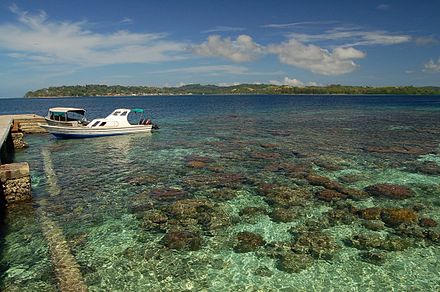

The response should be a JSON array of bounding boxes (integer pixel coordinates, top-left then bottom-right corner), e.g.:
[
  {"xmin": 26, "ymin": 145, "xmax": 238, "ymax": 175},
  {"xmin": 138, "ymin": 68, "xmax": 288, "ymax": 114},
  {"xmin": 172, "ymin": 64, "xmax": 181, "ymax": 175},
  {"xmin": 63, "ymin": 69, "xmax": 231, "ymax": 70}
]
[{"xmin": 1, "ymin": 95, "xmax": 440, "ymax": 290}]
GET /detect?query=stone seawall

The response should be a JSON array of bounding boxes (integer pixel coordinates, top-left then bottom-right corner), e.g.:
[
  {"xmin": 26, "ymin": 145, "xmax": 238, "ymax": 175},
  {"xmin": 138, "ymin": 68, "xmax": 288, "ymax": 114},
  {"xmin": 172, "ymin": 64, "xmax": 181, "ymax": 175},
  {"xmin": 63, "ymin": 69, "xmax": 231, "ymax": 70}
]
[{"xmin": 0, "ymin": 162, "xmax": 31, "ymax": 206}]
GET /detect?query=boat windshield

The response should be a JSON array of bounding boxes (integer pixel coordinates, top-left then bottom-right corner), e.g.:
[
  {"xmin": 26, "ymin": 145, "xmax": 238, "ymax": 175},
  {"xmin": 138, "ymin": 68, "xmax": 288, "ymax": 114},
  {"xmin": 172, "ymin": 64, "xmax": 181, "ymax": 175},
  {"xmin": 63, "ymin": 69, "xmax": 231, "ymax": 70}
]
[{"xmin": 49, "ymin": 110, "xmax": 86, "ymax": 122}]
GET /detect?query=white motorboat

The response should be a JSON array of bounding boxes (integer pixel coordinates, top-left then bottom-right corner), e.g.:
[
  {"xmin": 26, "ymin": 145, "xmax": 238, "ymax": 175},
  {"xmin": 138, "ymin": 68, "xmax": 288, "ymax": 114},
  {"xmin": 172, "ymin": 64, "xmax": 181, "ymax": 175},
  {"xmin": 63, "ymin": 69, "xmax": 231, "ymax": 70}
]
[
  {"xmin": 41, "ymin": 108, "xmax": 158, "ymax": 138},
  {"xmin": 45, "ymin": 107, "xmax": 88, "ymax": 127}
]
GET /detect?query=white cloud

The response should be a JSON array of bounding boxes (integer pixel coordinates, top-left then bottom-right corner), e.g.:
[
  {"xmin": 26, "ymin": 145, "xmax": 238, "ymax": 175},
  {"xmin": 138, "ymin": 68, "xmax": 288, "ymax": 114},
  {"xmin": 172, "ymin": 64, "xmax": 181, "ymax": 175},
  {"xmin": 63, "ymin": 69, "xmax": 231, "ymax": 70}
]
[
  {"xmin": 158, "ymin": 65, "xmax": 249, "ymax": 75},
  {"xmin": 218, "ymin": 82, "xmax": 241, "ymax": 86},
  {"xmin": 288, "ymin": 29, "xmax": 411, "ymax": 46},
  {"xmin": 0, "ymin": 5, "xmax": 187, "ymax": 67},
  {"xmin": 120, "ymin": 17, "xmax": 133, "ymax": 24},
  {"xmin": 268, "ymin": 39, "xmax": 365, "ymax": 75},
  {"xmin": 423, "ymin": 58, "xmax": 440, "ymax": 73},
  {"xmin": 415, "ymin": 36, "xmax": 438, "ymax": 46},
  {"xmin": 192, "ymin": 34, "xmax": 263, "ymax": 62},
  {"xmin": 333, "ymin": 47, "xmax": 366, "ymax": 59},
  {"xmin": 269, "ymin": 77, "xmax": 322, "ymax": 87},
  {"xmin": 376, "ymin": 4, "xmax": 390, "ymax": 11},
  {"xmin": 202, "ymin": 26, "xmax": 245, "ymax": 33},
  {"xmin": 262, "ymin": 21, "xmax": 335, "ymax": 29},
  {"xmin": 270, "ymin": 77, "xmax": 304, "ymax": 87}
]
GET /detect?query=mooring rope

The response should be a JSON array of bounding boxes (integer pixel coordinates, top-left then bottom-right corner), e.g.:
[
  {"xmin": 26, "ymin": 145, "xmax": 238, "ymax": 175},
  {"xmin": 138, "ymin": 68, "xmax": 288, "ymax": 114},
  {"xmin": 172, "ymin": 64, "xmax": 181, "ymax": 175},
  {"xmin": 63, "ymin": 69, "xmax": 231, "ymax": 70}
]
[{"xmin": 40, "ymin": 147, "xmax": 88, "ymax": 291}]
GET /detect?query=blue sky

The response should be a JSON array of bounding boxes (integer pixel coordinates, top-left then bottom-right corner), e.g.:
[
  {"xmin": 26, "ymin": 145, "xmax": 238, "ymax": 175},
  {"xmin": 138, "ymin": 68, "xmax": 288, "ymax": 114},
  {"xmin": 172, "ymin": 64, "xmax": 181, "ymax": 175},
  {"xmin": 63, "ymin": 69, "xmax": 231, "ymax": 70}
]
[{"xmin": 0, "ymin": 0, "xmax": 439, "ymax": 97}]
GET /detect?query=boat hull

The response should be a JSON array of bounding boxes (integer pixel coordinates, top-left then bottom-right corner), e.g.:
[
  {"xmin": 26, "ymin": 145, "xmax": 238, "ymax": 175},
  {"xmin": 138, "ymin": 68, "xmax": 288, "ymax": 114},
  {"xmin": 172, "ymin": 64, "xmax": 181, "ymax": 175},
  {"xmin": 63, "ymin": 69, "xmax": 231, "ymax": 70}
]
[{"xmin": 40, "ymin": 124, "xmax": 153, "ymax": 138}]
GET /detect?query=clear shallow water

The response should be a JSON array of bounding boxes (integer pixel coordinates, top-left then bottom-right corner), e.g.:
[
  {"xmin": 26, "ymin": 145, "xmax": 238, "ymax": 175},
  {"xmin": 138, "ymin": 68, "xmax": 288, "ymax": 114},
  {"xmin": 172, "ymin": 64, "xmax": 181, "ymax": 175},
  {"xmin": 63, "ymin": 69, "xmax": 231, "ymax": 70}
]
[{"xmin": 1, "ymin": 95, "xmax": 440, "ymax": 291}]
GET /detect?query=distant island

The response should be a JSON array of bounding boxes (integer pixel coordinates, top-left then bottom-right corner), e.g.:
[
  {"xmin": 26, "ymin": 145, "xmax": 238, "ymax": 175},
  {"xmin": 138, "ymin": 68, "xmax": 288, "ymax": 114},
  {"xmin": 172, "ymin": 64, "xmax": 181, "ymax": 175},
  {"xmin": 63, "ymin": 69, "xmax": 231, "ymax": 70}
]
[{"xmin": 25, "ymin": 84, "xmax": 440, "ymax": 97}]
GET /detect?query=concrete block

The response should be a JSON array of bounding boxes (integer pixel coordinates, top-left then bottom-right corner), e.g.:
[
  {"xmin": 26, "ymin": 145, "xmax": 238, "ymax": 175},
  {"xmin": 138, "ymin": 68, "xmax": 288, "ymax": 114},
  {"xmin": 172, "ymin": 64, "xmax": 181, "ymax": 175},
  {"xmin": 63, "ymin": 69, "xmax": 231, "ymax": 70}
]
[{"xmin": 0, "ymin": 162, "xmax": 30, "ymax": 182}]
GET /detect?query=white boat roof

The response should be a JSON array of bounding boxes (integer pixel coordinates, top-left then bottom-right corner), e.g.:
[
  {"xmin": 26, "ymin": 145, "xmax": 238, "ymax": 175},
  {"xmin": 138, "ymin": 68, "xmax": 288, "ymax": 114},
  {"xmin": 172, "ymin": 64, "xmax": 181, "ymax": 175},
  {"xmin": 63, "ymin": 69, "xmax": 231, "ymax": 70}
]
[{"xmin": 49, "ymin": 107, "xmax": 86, "ymax": 113}]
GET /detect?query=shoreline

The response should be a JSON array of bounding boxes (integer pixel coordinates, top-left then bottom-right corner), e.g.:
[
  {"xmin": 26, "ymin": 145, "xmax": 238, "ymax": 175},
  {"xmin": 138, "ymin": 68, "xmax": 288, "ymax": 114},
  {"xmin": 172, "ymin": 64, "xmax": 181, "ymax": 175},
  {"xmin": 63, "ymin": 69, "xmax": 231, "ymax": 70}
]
[{"xmin": 24, "ymin": 93, "xmax": 440, "ymax": 99}]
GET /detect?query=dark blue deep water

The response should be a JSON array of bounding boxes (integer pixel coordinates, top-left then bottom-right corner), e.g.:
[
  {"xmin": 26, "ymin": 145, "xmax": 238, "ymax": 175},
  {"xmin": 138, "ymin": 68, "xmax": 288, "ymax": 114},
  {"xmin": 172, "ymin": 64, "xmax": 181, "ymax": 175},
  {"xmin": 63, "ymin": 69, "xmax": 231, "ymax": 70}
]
[{"xmin": 1, "ymin": 95, "xmax": 440, "ymax": 291}]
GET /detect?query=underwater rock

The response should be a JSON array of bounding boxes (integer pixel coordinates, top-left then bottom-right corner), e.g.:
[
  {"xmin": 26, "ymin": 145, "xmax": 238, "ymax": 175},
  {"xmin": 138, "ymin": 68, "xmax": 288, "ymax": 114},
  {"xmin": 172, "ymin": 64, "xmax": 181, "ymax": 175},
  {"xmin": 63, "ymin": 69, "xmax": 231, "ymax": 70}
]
[
  {"xmin": 260, "ymin": 143, "xmax": 279, "ymax": 149},
  {"xmin": 150, "ymin": 187, "xmax": 188, "ymax": 201},
  {"xmin": 250, "ymin": 151, "xmax": 282, "ymax": 160},
  {"xmin": 207, "ymin": 165, "xmax": 225, "ymax": 173},
  {"xmin": 209, "ymin": 188, "xmax": 237, "ymax": 201},
  {"xmin": 360, "ymin": 250, "xmax": 387, "ymax": 265},
  {"xmin": 167, "ymin": 199, "xmax": 213, "ymax": 220},
  {"xmin": 412, "ymin": 203, "xmax": 428, "ymax": 212},
  {"xmin": 313, "ymin": 159, "xmax": 344, "ymax": 171},
  {"xmin": 186, "ymin": 160, "xmax": 208, "ymax": 168},
  {"xmin": 268, "ymin": 129, "xmax": 291, "ymax": 137},
  {"xmin": 348, "ymin": 234, "xmax": 411, "ymax": 251},
  {"xmin": 276, "ymin": 253, "xmax": 314, "ymax": 273},
  {"xmin": 270, "ymin": 208, "xmax": 297, "ymax": 223},
  {"xmin": 185, "ymin": 154, "xmax": 215, "ymax": 164},
  {"xmin": 426, "ymin": 230, "xmax": 440, "ymax": 244},
  {"xmin": 281, "ymin": 162, "xmax": 312, "ymax": 178},
  {"xmin": 204, "ymin": 210, "xmax": 232, "ymax": 231},
  {"xmin": 411, "ymin": 161, "xmax": 440, "ymax": 175},
  {"xmin": 262, "ymin": 185, "xmax": 312, "ymax": 208},
  {"xmin": 306, "ymin": 174, "xmax": 343, "ymax": 191},
  {"xmin": 419, "ymin": 218, "xmax": 438, "ymax": 228},
  {"xmin": 127, "ymin": 175, "xmax": 158, "ymax": 186},
  {"xmin": 141, "ymin": 210, "xmax": 168, "ymax": 231},
  {"xmin": 253, "ymin": 266, "xmax": 274, "ymax": 277},
  {"xmin": 185, "ymin": 173, "xmax": 247, "ymax": 188},
  {"xmin": 357, "ymin": 208, "xmax": 383, "ymax": 220},
  {"xmin": 289, "ymin": 218, "xmax": 331, "ymax": 235},
  {"xmin": 307, "ymin": 174, "xmax": 367, "ymax": 200},
  {"xmin": 264, "ymin": 241, "xmax": 293, "ymax": 259},
  {"xmin": 348, "ymin": 234, "xmax": 383, "ymax": 250},
  {"xmin": 239, "ymin": 206, "xmax": 267, "ymax": 217},
  {"xmin": 233, "ymin": 231, "xmax": 266, "ymax": 253},
  {"xmin": 129, "ymin": 194, "xmax": 155, "ymax": 216},
  {"xmin": 338, "ymin": 173, "xmax": 363, "ymax": 184},
  {"xmin": 316, "ymin": 189, "xmax": 347, "ymax": 202},
  {"xmin": 381, "ymin": 208, "xmax": 418, "ymax": 227},
  {"xmin": 162, "ymin": 230, "xmax": 202, "ymax": 251},
  {"xmin": 326, "ymin": 208, "xmax": 357, "ymax": 226},
  {"xmin": 292, "ymin": 231, "xmax": 339, "ymax": 259},
  {"xmin": 364, "ymin": 184, "xmax": 413, "ymax": 200},
  {"xmin": 340, "ymin": 188, "xmax": 369, "ymax": 200},
  {"xmin": 362, "ymin": 220, "xmax": 385, "ymax": 231},
  {"xmin": 394, "ymin": 224, "xmax": 427, "ymax": 239},
  {"xmin": 166, "ymin": 198, "xmax": 231, "ymax": 231},
  {"xmin": 364, "ymin": 146, "xmax": 429, "ymax": 155}
]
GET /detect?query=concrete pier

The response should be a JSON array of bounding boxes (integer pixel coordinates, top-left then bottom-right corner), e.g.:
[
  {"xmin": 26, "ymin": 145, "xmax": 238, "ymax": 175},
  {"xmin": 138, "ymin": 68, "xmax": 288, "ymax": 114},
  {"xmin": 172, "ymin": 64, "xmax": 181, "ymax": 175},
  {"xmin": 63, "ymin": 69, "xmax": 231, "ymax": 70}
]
[
  {"xmin": 0, "ymin": 114, "xmax": 47, "ymax": 162},
  {"xmin": 0, "ymin": 116, "xmax": 14, "ymax": 164},
  {"xmin": 0, "ymin": 114, "xmax": 42, "ymax": 206}
]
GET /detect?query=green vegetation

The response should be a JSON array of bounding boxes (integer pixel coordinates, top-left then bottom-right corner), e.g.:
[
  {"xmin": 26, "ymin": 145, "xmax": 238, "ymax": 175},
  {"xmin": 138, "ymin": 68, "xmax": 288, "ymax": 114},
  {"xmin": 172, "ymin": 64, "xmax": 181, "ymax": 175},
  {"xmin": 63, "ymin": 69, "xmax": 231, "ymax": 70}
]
[{"xmin": 25, "ymin": 84, "xmax": 440, "ymax": 97}]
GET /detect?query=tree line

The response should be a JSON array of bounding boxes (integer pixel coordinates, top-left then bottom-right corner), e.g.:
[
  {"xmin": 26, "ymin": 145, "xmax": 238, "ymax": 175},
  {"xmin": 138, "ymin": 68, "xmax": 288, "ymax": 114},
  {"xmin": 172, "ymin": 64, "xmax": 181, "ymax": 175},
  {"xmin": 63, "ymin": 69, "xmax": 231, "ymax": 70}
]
[{"xmin": 25, "ymin": 84, "xmax": 440, "ymax": 97}]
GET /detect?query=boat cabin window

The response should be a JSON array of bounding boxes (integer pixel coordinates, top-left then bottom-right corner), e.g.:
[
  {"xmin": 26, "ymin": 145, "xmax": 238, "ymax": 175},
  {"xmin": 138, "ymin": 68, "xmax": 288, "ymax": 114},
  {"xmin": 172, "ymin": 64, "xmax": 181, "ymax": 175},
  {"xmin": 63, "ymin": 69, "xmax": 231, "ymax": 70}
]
[
  {"xmin": 120, "ymin": 111, "xmax": 128, "ymax": 116},
  {"xmin": 91, "ymin": 121, "xmax": 101, "ymax": 127},
  {"xmin": 99, "ymin": 122, "xmax": 107, "ymax": 127},
  {"xmin": 113, "ymin": 111, "xmax": 121, "ymax": 116}
]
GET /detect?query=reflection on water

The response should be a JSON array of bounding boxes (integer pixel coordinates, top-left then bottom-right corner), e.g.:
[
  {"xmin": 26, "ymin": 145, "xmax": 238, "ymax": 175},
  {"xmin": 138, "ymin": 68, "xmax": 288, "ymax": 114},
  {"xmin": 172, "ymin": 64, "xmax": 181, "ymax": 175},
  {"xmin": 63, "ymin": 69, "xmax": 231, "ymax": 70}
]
[{"xmin": 1, "ymin": 95, "xmax": 440, "ymax": 291}]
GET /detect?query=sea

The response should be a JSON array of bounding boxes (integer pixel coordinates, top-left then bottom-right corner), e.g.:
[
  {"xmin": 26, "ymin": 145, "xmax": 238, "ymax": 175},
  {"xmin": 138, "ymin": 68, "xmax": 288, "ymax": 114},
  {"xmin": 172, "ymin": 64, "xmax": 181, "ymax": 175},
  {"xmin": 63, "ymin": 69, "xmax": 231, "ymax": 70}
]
[{"xmin": 0, "ymin": 94, "xmax": 440, "ymax": 291}]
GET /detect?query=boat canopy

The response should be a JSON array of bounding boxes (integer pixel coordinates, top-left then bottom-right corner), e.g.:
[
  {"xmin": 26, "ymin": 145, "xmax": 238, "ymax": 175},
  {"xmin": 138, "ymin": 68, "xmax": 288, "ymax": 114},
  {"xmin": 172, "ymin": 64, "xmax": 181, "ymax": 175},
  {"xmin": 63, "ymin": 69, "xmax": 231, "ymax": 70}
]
[
  {"xmin": 49, "ymin": 107, "xmax": 86, "ymax": 115},
  {"xmin": 131, "ymin": 108, "xmax": 144, "ymax": 113}
]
